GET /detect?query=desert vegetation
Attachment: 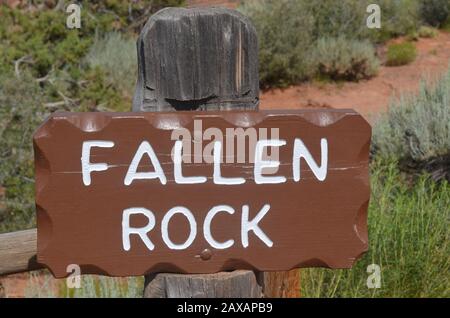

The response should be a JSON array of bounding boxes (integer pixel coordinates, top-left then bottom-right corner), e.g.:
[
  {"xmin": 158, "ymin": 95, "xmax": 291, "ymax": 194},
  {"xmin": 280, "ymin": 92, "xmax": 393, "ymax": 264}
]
[
  {"xmin": 0, "ymin": 0, "xmax": 448, "ymax": 298},
  {"xmin": 385, "ymin": 42, "xmax": 417, "ymax": 66},
  {"xmin": 239, "ymin": 0, "xmax": 450, "ymax": 88}
]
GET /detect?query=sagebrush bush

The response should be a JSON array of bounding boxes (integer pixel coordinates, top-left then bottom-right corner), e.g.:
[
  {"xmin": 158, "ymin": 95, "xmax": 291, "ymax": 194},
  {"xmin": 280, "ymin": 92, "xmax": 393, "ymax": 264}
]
[
  {"xmin": 0, "ymin": 6, "xmax": 112, "ymax": 78},
  {"xmin": 84, "ymin": 32, "xmax": 137, "ymax": 96},
  {"xmin": 372, "ymin": 68, "xmax": 450, "ymax": 180},
  {"xmin": 418, "ymin": 25, "xmax": 439, "ymax": 38},
  {"xmin": 239, "ymin": 0, "xmax": 315, "ymax": 88},
  {"xmin": 373, "ymin": 0, "xmax": 420, "ymax": 41},
  {"xmin": 311, "ymin": 36, "xmax": 379, "ymax": 81},
  {"xmin": 419, "ymin": 0, "xmax": 450, "ymax": 27},
  {"xmin": 303, "ymin": 0, "xmax": 368, "ymax": 40},
  {"xmin": 442, "ymin": 17, "xmax": 450, "ymax": 32},
  {"xmin": 386, "ymin": 42, "xmax": 417, "ymax": 66},
  {"xmin": 406, "ymin": 31, "xmax": 420, "ymax": 42}
]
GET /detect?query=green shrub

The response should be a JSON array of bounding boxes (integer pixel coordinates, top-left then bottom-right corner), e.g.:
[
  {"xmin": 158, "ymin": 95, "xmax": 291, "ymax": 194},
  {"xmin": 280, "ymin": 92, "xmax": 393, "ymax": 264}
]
[
  {"xmin": 418, "ymin": 25, "xmax": 439, "ymax": 38},
  {"xmin": 0, "ymin": 6, "xmax": 115, "ymax": 78},
  {"xmin": 442, "ymin": 16, "xmax": 450, "ymax": 31},
  {"xmin": 301, "ymin": 161, "xmax": 450, "ymax": 297},
  {"xmin": 0, "ymin": 73, "xmax": 49, "ymax": 233},
  {"xmin": 386, "ymin": 42, "xmax": 417, "ymax": 66},
  {"xmin": 419, "ymin": 0, "xmax": 450, "ymax": 27},
  {"xmin": 239, "ymin": 0, "xmax": 422, "ymax": 87},
  {"xmin": 302, "ymin": 0, "xmax": 368, "ymax": 40},
  {"xmin": 239, "ymin": 0, "xmax": 315, "ymax": 88},
  {"xmin": 372, "ymin": 0, "xmax": 420, "ymax": 41},
  {"xmin": 312, "ymin": 36, "xmax": 379, "ymax": 81},
  {"xmin": 372, "ymin": 68, "xmax": 450, "ymax": 180},
  {"xmin": 76, "ymin": 67, "xmax": 129, "ymax": 112},
  {"xmin": 84, "ymin": 32, "xmax": 137, "ymax": 97},
  {"xmin": 302, "ymin": 0, "xmax": 420, "ymax": 42},
  {"xmin": 406, "ymin": 31, "xmax": 420, "ymax": 41}
]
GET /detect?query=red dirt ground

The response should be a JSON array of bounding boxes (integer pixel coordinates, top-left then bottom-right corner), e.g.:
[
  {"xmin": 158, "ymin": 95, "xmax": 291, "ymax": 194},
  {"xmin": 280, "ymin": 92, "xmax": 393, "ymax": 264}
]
[
  {"xmin": 2, "ymin": 32, "xmax": 450, "ymax": 298},
  {"xmin": 260, "ymin": 32, "xmax": 450, "ymax": 123}
]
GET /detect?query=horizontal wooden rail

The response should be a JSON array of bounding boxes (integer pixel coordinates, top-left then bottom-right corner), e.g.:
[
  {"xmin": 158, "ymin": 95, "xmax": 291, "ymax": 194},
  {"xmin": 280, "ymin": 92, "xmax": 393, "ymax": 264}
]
[{"xmin": 0, "ymin": 229, "xmax": 42, "ymax": 276}]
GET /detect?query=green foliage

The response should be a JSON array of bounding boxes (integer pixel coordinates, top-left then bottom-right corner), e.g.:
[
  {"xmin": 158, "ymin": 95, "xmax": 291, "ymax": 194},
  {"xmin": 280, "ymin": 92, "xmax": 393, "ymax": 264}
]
[
  {"xmin": 294, "ymin": 0, "xmax": 419, "ymax": 43},
  {"xmin": 239, "ymin": 0, "xmax": 422, "ymax": 87},
  {"xmin": 406, "ymin": 31, "xmax": 420, "ymax": 42},
  {"xmin": 84, "ymin": 32, "xmax": 137, "ymax": 97},
  {"xmin": 418, "ymin": 25, "xmax": 439, "ymax": 38},
  {"xmin": 0, "ymin": 6, "xmax": 113, "ymax": 77},
  {"xmin": 239, "ymin": 0, "xmax": 315, "ymax": 88},
  {"xmin": 0, "ymin": 73, "xmax": 49, "ymax": 233},
  {"xmin": 301, "ymin": 161, "xmax": 450, "ymax": 297},
  {"xmin": 311, "ymin": 36, "xmax": 379, "ymax": 81},
  {"xmin": 386, "ymin": 42, "xmax": 417, "ymax": 66},
  {"xmin": 371, "ymin": 0, "xmax": 420, "ymax": 42},
  {"xmin": 303, "ymin": 0, "xmax": 368, "ymax": 40},
  {"xmin": 372, "ymin": 68, "xmax": 450, "ymax": 164},
  {"xmin": 87, "ymin": 0, "xmax": 185, "ymax": 31},
  {"xmin": 76, "ymin": 67, "xmax": 128, "ymax": 112},
  {"xmin": 442, "ymin": 19, "xmax": 450, "ymax": 32},
  {"xmin": 419, "ymin": 0, "xmax": 450, "ymax": 27}
]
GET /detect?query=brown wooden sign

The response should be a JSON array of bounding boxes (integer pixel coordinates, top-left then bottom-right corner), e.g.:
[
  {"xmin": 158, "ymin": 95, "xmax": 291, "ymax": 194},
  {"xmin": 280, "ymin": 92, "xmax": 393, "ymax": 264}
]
[{"xmin": 34, "ymin": 109, "xmax": 370, "ymax": 278}]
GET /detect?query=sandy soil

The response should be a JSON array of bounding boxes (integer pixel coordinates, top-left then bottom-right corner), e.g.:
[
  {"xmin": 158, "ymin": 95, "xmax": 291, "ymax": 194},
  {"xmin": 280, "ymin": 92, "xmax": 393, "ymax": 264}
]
[
  {"xmin": 260, "ymin": 32, "xmax": 450, "ymax": 123},
  {"xmin": 1, "ymin": 31, "xmax": 450, "ymax": 299}
]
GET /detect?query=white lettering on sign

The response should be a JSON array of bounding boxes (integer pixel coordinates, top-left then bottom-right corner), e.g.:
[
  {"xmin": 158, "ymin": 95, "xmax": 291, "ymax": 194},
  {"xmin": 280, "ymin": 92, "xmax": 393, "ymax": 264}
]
[
  {"xmin": 81, "ymin": 140, "xmax": 115, "ymax": 186},
  {"xmin": 213, "ymin": 141, "xmax": 246, "ymax": 185},
  {"xmin": 241, "ymin": 204, "xmax": 273, "ymax": 248},
  {"xmin": 81, "ymin": 138, "xmax": 328, "ymax": 253},
  {"xmin": 122, "ymin": 207, "xmax": 156, "ymax": 251},
  {"xmin": 81, "ymin": 138, "xmax": 329, "ymax": 186},
  {"xmin": 254, "ymin": 139, "xmax": 287, "ymax": 184},
  {"xmin": 174, "ymin": 140, "xmax": 207, "ymax": 184},
  {"xmin": 121, "ymin": 204, "xmax": 272, "ymax": 251},
  {"xmin": 124, "ymin": 141, "xmax": 167, "ymax": 186},
  {"xmin": 203, "ymin": 205, "xmax": 235, "ymax": 249},
  {"xmin": 293, "ymin": 138, "xmax": 328, "ymax": 182},
  {"xmin": 161, "ymin": 206, "xmax": 197, "ymax": 250}
]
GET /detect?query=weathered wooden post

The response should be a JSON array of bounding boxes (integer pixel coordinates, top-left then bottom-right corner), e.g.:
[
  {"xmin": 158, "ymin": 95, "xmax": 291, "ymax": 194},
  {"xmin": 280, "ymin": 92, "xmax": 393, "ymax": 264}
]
[
  {"xmin": 132, "ymin": 7, "xmax": 259, "ymax": 112},
  {"xmin": 133, "ymin": 7, "xmax": 262, "ymax": 298}
]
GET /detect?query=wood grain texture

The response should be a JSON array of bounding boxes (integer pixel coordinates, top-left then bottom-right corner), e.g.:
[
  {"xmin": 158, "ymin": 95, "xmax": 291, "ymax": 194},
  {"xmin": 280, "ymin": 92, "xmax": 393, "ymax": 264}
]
[
  {"xmin": 262, "ymin": 270, "xmax": 301, "ymax": 298},
  {"xmin": 34, "ymin": 110, "xmax": 370, "ymax": 278},
  {"xmin": 0, "ymin": 229, "xmax": 42, "ymax": 276},
  {"xmin": 144, "ymin": 270, "xmax": 262, "ymax": 298},
  {"xmin": 132, "ymin": 7, "xmax": 259, "ymax": 112}
]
